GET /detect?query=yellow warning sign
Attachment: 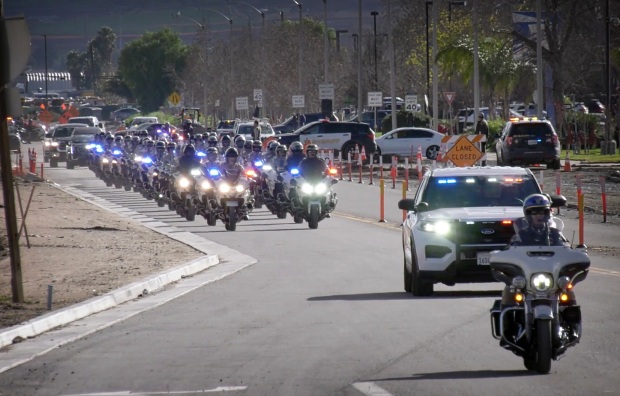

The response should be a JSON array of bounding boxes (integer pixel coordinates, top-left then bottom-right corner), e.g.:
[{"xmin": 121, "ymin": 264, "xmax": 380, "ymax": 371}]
[
  {"xmin": 445, "ymin": 135, "xmax": 482, "ymax": 167},
  {"xmin": 168, "ymin": 92, "xmax": 181, "ymax": 106}
]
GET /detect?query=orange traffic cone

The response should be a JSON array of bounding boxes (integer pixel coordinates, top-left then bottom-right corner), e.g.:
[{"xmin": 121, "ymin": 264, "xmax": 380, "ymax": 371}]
[
  {"xmin": 563, "ymin": 151, "xmax": 571, "ymax": 172},
  {"xmin": 360, "ymin": 145, "xmax": 367, "ymax": 162}
]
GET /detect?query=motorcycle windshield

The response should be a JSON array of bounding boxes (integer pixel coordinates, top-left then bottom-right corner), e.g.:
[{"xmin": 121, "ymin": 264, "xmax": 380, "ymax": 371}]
[{"xmin": 299, "ymin": 159, "xmax": 328, "ymax": 183}]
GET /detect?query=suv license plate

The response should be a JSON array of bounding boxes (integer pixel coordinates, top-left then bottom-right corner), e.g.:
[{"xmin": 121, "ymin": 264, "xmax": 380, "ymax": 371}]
[
  {"xmin": 528, "ymin": 139, "xmax": 538, "ymax": 145},
  {"xmin": 477, "ymin": 252, "xmax": 491, "ymax": 265}
]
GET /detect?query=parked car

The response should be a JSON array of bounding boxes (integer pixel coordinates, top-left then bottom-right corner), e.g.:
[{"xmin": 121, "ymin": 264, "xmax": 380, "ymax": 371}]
[
  {"xmin": 455, "ymin": 107, "xmax": 492, "ymax": 133},
  {"xmin": 233, "ymin": 120, "xmax": 275, "ymax": 141},
  {"xmin": 8, "ymin": 131, "xmax": 21, "ymax": 152},
  {"xmin": 128, "ymin": 116, "xmax": 158, "ymax": 128},
  {"xmin": 375, "ymin": 127, "xmax": 444, "ymax": 160},
  {"xmin": 273, "ymin": 112, "xmax": 338, "ymax": 134},
  {"xmin": 495, "ymin": 118, "xmax": 561, "ymax": 169},
  {"xmin": 111, "ymin": 107, "xmax": 140, "ymax": 121},
  {"xmin": 216, "ymin": 119, "xmax": 238, "ymax": 137},
  {"xmin": 276, "ymin": 121, "xmax": 376, "ymax": 159},
  {"xmin": 397, "ymin": 166, "xmax": 555, "ymax": 296}
]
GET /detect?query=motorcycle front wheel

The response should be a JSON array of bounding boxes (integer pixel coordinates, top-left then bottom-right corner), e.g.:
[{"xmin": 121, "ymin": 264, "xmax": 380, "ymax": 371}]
[
  {"xmin": 308, "ymin": 204, "xmax": 319, "ymax": 229},
  {"xmin": 227, "ymin": 206, "xmax": 237, "ymax": 231},
  {"xmin": 533, "ymin": 318, "xmax": 552, "ymax": 374}
]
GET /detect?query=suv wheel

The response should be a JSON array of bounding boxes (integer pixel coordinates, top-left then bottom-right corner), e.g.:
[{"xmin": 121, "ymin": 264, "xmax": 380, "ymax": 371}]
[
  {"xmin": 551, "ymin": 159, "xmax": 561, "ymax": 170},
  {"xmin": 404, "ymin": 257, "xmax": 412, "ymax": 293},
  {"xmin": 409, "ymin": 240, "xmax": 433, "ymax": 296}
]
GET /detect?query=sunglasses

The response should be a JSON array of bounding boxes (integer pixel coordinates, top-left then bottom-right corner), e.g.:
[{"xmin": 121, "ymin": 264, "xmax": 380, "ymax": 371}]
[{"xmin": 529, "ymin": 209, "xmax": 547, "ymax": 215}]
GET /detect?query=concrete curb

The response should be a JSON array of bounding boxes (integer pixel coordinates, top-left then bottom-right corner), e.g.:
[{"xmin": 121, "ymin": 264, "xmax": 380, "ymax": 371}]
[
  {"xmin": 0, "ymin": 255, "xmax": 219, "ymax": 349},
  {"xmin": 0, "ymin": 182, "xmax": 223, "ymax": 349}
]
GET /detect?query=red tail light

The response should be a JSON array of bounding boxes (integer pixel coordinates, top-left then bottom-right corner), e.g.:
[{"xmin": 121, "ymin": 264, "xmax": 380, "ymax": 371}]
[{"xmin": 506, "ymin": 137, "xmax": 513, "ymax": 146}]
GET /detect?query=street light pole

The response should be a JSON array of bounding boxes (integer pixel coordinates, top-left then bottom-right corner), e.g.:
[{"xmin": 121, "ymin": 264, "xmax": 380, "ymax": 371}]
[
  {"xmin": 294, "ymin": 1, "xmax": 303, "ymax": 94},
  {"xmin": 175, "ymin": 12, "xmax": 208, "ymax": 122},
  {"xmin": 44, "ymin": 34, "xmax": 48, "ymax": 108},
  {"xmin": 323, "ymin": 0, "xmax": 329, "ymax": 84},
  {"xmin": 357, "ymin": 0, "xmax": 362, "ymax": 120},
  {"xmin": 371, "ymin": 11, "xmax": 378, "ymax": 91},
  {"xmin": 425, "ymin": 1, "xmax": 431, "ymax": 114}
]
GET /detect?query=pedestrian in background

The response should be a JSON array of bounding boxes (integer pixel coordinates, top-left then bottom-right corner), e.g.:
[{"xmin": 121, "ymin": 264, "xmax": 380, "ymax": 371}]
[{"xmin": 476, "ymin": 113, "xmax": 489, "ymax": 166}]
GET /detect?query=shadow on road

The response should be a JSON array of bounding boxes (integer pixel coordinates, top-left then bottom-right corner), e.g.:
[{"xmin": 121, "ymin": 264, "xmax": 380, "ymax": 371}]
[
  {"xmin": 368, "ymin": 369, "xmax": 534, "ymax": 382},
  {"xmin": 308, "ymin": 290, "xmax": 500, "ymax": 301}
]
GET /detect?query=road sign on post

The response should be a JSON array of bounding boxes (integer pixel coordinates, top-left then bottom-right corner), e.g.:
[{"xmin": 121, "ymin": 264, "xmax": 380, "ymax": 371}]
[
  {"xmin": 292, "ymin": 95, "xmax": 305, "ymax": 108},
  {"xmin": 445, "ymin": 135, "xmax": 483, "ymax": 167},
  {"xmin": 253, "ymin": 89, "xmax": 263, "ymax": 102},
  {"xmin": 236, "ymin": 97, "xmax": 249, "ymax": 111},
  {"xmin": 168, "ymin": 92, "xmax": 181, "ymax": 106},
  {"xmin": 319, "ymin": 84, "xmax": 335, "ymax": 100},
  {"xmin": 368, "ymin": 92, "xmax": 383, "ymax": 107},
  {"xmin": 443, "ymin": 92, "xmax": 455, "ymax": 105},
  {"xmin": 405, "ymin": 94, "xmax": 418, "ymax": 112}
]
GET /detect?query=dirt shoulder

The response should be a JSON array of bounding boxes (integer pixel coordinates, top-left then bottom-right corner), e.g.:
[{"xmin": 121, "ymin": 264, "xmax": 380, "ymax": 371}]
[{"xmin": 0, "ymin": 180, "xmax": 204, "ymax": 329}]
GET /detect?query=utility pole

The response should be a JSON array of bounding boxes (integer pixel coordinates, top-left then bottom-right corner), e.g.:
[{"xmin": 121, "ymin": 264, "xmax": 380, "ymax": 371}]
[{"xmin": 0, "ymin": 2, "xmax": 26, "ymax": 303}]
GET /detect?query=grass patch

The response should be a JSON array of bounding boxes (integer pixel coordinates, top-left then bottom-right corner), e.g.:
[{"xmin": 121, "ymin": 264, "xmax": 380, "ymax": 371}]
[{"xmin": 563, "ymin": 148, "xmax": 620, "ymax": 163}]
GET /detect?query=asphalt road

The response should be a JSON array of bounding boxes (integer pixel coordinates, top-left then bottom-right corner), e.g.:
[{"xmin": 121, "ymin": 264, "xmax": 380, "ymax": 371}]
[{"xmin": 0, "ymin": 159, "xmax": 619, "ymax": 396}]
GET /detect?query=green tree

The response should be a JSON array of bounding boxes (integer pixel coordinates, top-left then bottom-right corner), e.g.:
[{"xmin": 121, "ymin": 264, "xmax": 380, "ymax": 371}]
[
  {"xmin": 118, "ymin": 28, "xmax": 189, "ymax": 113},
  {"xmin": 66, "ymin": 49, "xmax": 88, "ymax": 90}
]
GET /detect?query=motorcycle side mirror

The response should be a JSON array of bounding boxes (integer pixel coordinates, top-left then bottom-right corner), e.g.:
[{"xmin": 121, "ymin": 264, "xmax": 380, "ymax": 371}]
[{"xmin": 331, "ymin": 179, "xmax": 338, "ymax": 185}]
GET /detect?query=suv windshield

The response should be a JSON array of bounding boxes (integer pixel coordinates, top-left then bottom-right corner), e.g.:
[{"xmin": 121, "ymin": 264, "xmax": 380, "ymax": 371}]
[
  {"xmin": 421, "ymin": 174, "xmax": 540, "ymax": 209},
  {"xmin": 54, "ymin": 127, "xmax": 73, "ymax": 138}
]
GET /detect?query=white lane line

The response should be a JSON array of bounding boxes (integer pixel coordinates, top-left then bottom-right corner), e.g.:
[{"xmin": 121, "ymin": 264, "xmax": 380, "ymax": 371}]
[
  {"xmin": 62, "ymin": 386, "xmax": 248, "ymax": 395},
  {"xmin": 352, "ymin": 381, "xmax": 395, "ymax": 396}
]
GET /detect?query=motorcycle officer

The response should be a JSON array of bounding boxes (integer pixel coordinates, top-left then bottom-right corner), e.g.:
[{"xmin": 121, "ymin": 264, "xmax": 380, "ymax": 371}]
[
  {"xmin": 298, "ymin": 144, "xmax": 328, "ymax": 180},
  {"xmin": 178, "ymin": 144, "xmax": 202, "ymax": 176},
  {"xmin": 219, "ymin": 147, "xmax": 246, "ymax": 183},
  {"xmin": 285, "ymin": 141, "xmax": 306, "ymax": 171},
  {"xmin": 206, "ymin": 135, "xmax": 219, "ymax": 149},
  {"xmin": 202, "ymin": 147, "xmax": 221, "ymax": 170},
  {"xmin": 219, "ymin": 135, "xmax": 233, "ymax": 160},
  {"xmin": 510, "ymin": 194, "xmax": 569, "ymax": 247},
  {"xmin": 273, "ymin": 144, "xmax": 288, "ymax": 171},
  {"xmin": 248, "ymin": 140, "xmax": 264, "ymax": 164}
]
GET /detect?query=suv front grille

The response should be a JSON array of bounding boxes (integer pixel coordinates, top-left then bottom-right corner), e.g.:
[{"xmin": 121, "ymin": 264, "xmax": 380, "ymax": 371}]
[{"xmin": 447, "ymin": 220, "xmax": 515, "ymax": 246}]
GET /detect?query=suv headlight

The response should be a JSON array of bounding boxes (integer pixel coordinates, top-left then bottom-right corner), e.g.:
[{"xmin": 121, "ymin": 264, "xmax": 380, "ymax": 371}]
[
  {"xmin": 418, "ymin": 220, "xmax": 451, "ymax": 235},
  {"xmin": 531, "ymin": 273, "xmax": 553, "ymax": 292}
]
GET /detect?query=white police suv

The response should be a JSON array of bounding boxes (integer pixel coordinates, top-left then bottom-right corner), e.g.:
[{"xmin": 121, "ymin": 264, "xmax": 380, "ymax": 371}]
[{"xmin": 398, "ymin": 166, "xmax": 560, "ymax": 296}]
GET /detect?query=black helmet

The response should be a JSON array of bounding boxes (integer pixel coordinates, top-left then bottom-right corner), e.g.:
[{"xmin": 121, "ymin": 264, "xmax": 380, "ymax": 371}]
[
  {"xmin": 523, "ymin": 194, "xmax": 551, "ymax": 222},
  {"xmin": 105, "ymin": 133, "xmax": 114, "ymax": 141},
  {"xmin": 276, "ymin": 144, "xmax": 287, "ymax": 155},
  {"xmin": 207, "ymin": 135, "xmax": 218, "ymax": 146},
  {"xmin": 221, "ymin": 134, "xmax": 231, "ymax": 142},
  {"xmin": 114, "ymin": 134, "xmax": 123, "ymax": 142},
  {"xmin": 156, "ymin": 140, "xmax": 166, "ymax": 150},
  {"xmin": 267, "ymin": 141, "xmax": 279, "ymax": 153},
  {"xmin": 306, "ymin": 144, "xmax": 318, "ymax": 156},
  {"xmin": 145, "ymin": 139, "xmax": 154, "ymax": 147},
  {"xmin": 290, "ymin": 141, "xmax": 303, "ymax": 153},
  {"xmin": 166, "ymin": 142, "xmax": 176, "ymax": 150},
  {"xmin": 131, "ymin": 135, "xmax": 140, "ymax": 143},
  {"xmin": 234, "ymin": 134, "xmax": 246, "ymax": 144},
  {"xmin": 225, "ymin": 147, "xmax": 239, "ymax": 158},
  {"xmin": 140, "ymin": 130, "xmax": 148, "ymax": 137},
  {"xmin": 194, "ymin": 133, "xmax": 203, "ymax": 141},
  {"xmin": 221, "ymin": 135, "xmax": 231, "ymax": 147},
  {"xmin": 206, "ymin": 147, "xmax": 219, "ymax": 155},
  {"xmin": 184, "ymin": 144, "xmax": 196, "ymax": 156},
  {"xmin": 244, "ymin": 140, "xmax": 253, "ymax": 150}
]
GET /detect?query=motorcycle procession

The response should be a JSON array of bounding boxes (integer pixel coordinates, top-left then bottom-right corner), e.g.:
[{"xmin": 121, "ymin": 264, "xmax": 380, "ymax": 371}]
[
  {"xmin": 79, "ymin": 122, "xmax": 338, "ymax": 232},
  {"xmin": 65, "ymin": 119, "xmax": 592, "ymax": 375}
]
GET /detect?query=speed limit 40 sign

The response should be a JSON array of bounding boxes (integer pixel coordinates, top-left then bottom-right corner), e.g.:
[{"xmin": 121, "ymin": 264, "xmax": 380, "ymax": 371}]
[{"xmin": 253, "ymin": 89, "xmax": 263, "ymax": 102}]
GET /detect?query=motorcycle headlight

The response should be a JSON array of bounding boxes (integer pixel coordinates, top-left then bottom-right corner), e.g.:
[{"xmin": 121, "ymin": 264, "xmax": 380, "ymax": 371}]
[
  {"xmin": 113, "ymin": 149, "xmax": 122, "ymax": 155},
  {"xmin": 102, "ymin": 158, "xmax": 110, "ymax": 164},
  {"xmin": 201, "ymin": 181, "xmax": 212, "ymax": 190},
  {"xmin": 142, "ymin": 157, "xmax": 152, "ymax": 164},
  {"xmin": 219, "ymin": 183, "xmax": 231, "ymax": 193},
  {"xmin": 112, "ymin": 159, "xmax": 118, "ymax": 164},
  {"xmin": 85, "ymin": 143, "xmax": 94, "ymax": 149},
  {"xmin": 51, "ymin": 141, "xmax": 59, "ymax": 147},
  {"xmin": 290, "ymin": 168, "xmax": 300, "ymax": 176},
  {"xmin": 179, "ymin": 177, "xmax": 191, "ymax": 189},
  {"xmin": 190, "ymin": 168, "xmax": 201, "ymax": 176},
  {"xmin": 262, "ymin": 164, "xmax": 273, "ymax": 171},
  {"xmin": 45, "ymin": 141, "xmax": 51, "ymax": 147},
  {"xmin": 315, "ymin": 183, "xmax": 328, "ymax": 194},
  {"xmin": 418, "ymin": 220, "xmax": 451, "ymax": 235},
  {"xmin": 301, "ymin": 183, "xmax": 314, "ymax": 194},
  {"xmin": 531, "ymin": 273, "xmax": 553, "ymax": 292},
  {"xmin": 134, "ymin": 155, "xmax": 143, "ymax": 163},
  {"xmin": 152, "ymin": 172, "xmax": 158, "ymax": 177},
  {"xmin": 235, "ymin": 184, "xmax": 245, "ymax": 193}
]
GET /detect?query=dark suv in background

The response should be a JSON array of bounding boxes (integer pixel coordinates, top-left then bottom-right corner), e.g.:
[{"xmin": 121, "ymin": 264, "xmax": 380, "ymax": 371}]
[
  {"xmin": 273, "ymin": 112, "xmax": 338, "ymax": 134},
  {"xmin": 495, "ymin": 119, "xmax": 561, "ymax": 169},
  {"xmin": 276, "ymin": 121, "xmax": 376, "ymax": 159}
]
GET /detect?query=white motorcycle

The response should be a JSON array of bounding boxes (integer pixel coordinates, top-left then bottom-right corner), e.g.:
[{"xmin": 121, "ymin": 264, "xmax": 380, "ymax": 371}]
[
  {"xmin": 489, "ymin": 217, "xmax": 590, "ymax": 374},
  {"xmin": 211, "ymin": 172, "xmax": 252, "ymax": 231},
  {"xmin": 284, "ymin": 165, "xmax": 338, "ymax": 229}
]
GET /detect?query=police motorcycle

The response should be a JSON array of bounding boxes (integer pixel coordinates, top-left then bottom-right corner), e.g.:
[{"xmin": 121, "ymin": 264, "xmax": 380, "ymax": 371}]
[
  {"xmin": 489, "ymin": 194, "xmax": 590, "ymax": 374},
  {"xmin": 281, "ymin": 146, "xmax": 338, "ymax": 229},
  {"xmin": 168, "ymin": 146, "xmax": 204, "ymax": 221},
  {"xmin": 260, "ymin": 143, "xmax": 290, "ymax": 219},
  {"xmin": 211, "ymin": 148, "xmax": 252, "ymax": 231}
]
